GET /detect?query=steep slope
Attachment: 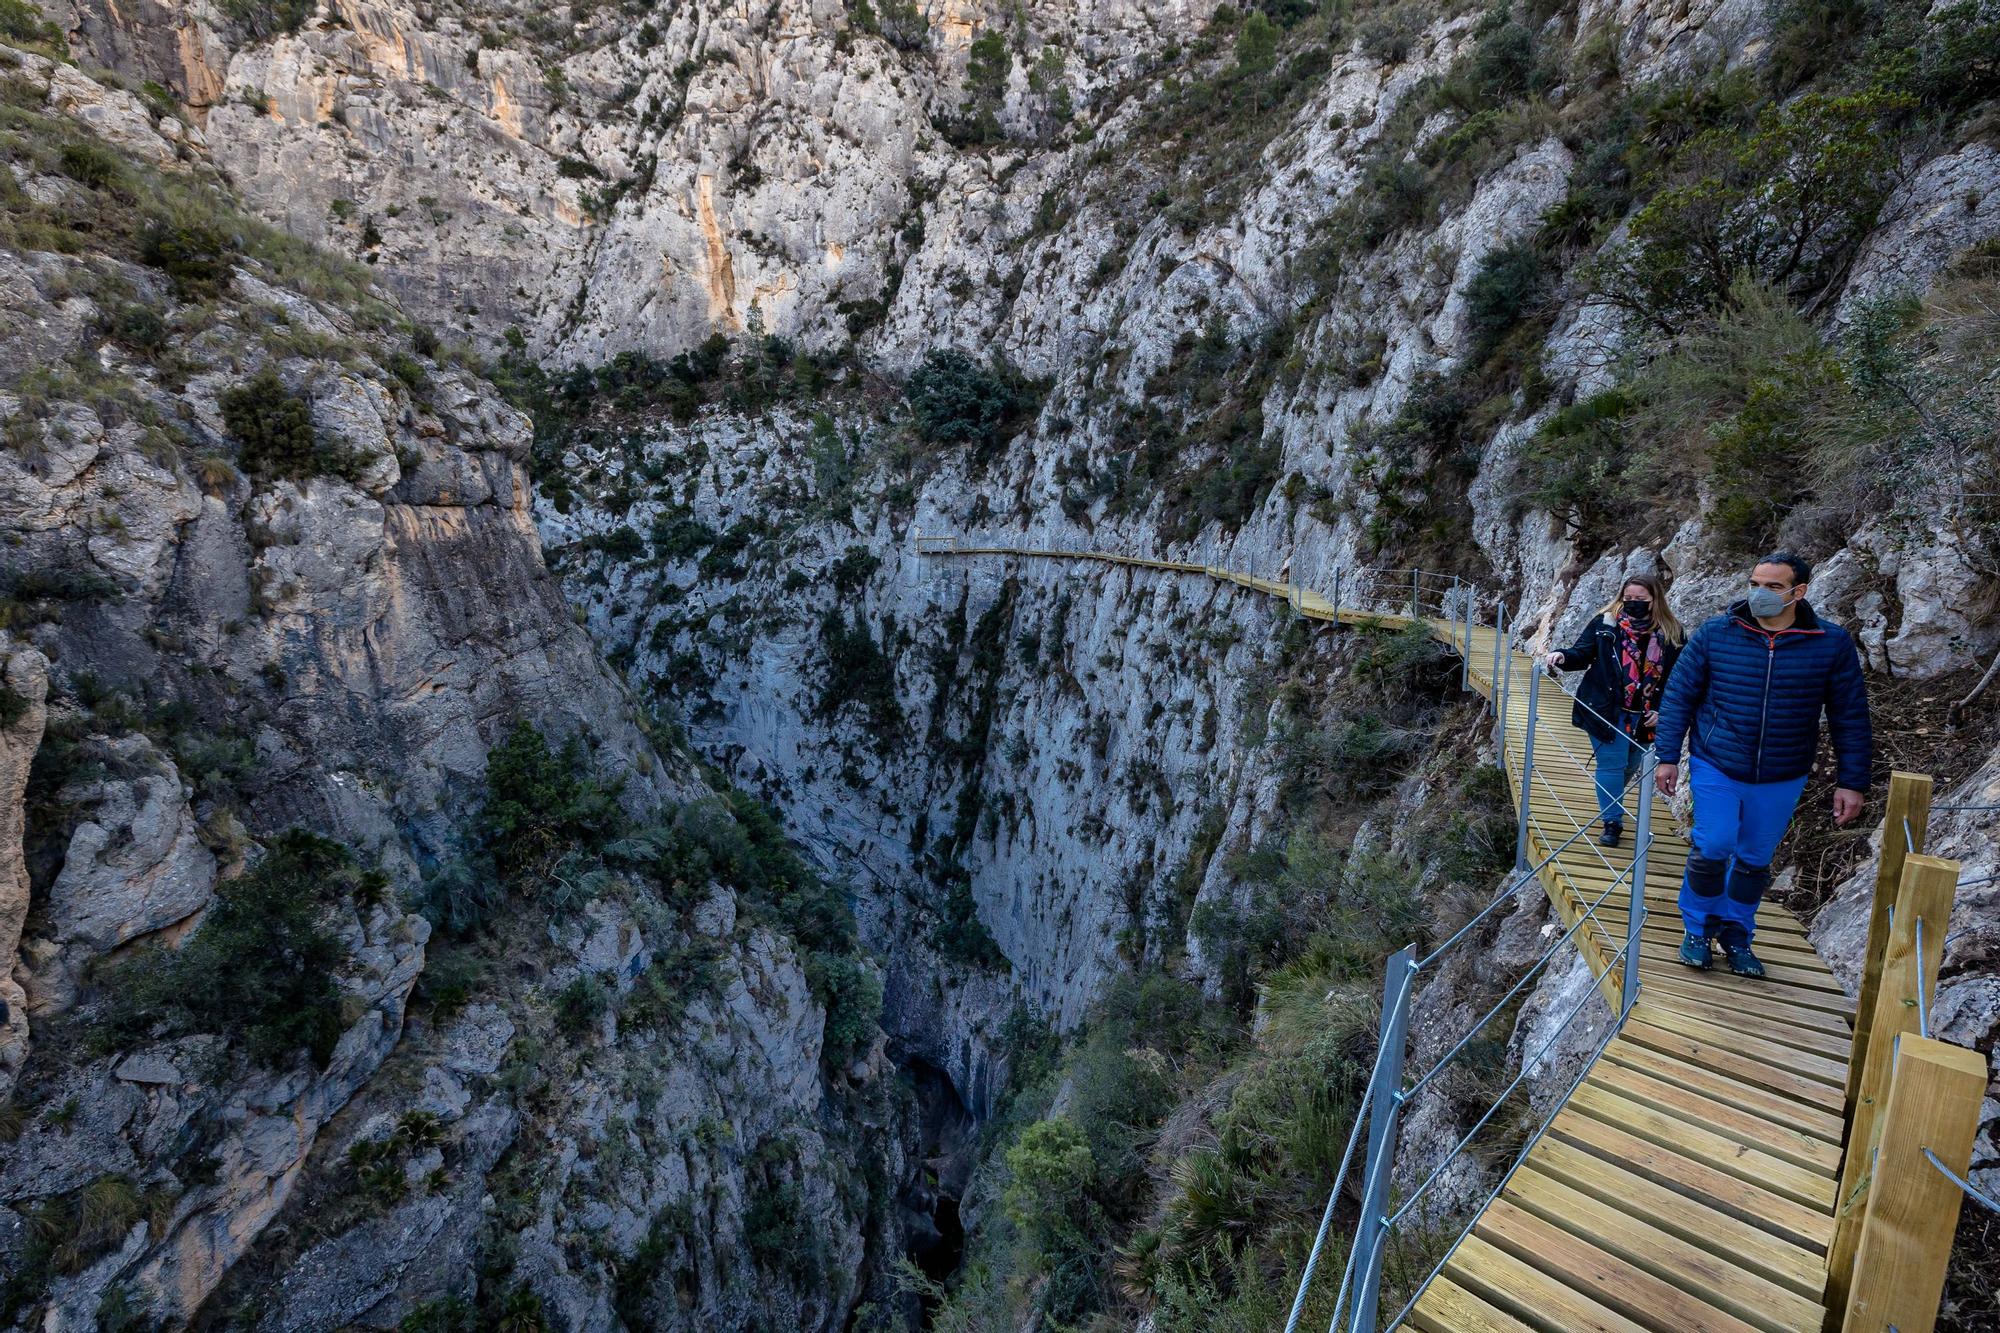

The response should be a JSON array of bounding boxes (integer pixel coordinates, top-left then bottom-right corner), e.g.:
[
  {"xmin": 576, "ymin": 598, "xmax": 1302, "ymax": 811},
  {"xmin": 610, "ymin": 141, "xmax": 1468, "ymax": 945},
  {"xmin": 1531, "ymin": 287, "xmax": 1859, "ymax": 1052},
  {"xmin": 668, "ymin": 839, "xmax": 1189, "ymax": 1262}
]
[{"xmin": 0, "ymin": 40, "xmax": 925, "ymax": 1332}]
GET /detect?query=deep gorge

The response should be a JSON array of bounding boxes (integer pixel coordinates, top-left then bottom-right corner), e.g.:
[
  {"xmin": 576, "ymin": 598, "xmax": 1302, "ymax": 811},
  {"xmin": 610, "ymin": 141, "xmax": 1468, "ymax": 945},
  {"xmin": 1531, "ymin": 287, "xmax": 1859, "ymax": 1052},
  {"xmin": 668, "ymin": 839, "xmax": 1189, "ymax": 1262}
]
[{"xmin": 0, "ymin": 0, "xmax": 1997, "ymax": 1327}]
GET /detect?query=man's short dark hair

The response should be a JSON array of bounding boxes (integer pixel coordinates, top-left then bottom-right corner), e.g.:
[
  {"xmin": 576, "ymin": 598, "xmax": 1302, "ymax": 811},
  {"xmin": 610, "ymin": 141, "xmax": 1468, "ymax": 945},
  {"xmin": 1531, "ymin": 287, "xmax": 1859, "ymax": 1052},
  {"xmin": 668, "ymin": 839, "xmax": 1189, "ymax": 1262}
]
[{"xmin": 1756, "ymin": 550, "xmax": 1812, "ymax": 585}]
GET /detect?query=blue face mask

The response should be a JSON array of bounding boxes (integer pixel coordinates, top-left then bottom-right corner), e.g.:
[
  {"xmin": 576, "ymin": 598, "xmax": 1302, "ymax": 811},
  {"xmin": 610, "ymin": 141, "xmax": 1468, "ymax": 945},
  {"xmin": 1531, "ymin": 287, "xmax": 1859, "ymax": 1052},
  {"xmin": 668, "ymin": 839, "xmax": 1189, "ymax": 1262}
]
[{"xmin": 1745, "ymin": 585, "xmax": 1794, "ymax": 618}]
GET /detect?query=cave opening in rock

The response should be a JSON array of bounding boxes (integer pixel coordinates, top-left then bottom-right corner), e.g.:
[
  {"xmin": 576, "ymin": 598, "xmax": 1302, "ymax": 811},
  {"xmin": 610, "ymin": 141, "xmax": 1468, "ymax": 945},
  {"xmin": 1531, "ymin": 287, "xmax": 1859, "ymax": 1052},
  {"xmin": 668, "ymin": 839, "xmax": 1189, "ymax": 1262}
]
[{"xmin": 898, "ymin": 1056, "xmax": 976, "ymax": 1319}]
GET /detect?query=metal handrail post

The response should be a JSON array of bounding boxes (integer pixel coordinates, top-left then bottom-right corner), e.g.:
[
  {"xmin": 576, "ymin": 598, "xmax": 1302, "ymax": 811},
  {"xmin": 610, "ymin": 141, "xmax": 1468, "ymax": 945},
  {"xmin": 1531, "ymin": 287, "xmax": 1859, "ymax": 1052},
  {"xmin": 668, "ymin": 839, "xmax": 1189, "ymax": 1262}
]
[
  {"xmin": 1514, "ymin": 660, "xmax": 1541, "ymax": 873},
  {"xmin": 1496, "ymin": 607, "xmax": 1511, "ymax": 746},
  {"xmin": 1332, "ymin": 566, "xmax": 1344, "ymax": 621},
  {"xmin": 1490, "ymin": 604, "xmax": 1506, "ymax": 717},
  {"xmin": 1624, "ymin": 747, "xmax": 1656, "ymax": 1016},
  {"xmin": 1460, "ymin": 589, "xmax": 1473, "ymax": 689},
  {"xmin": 1347, "ymin": 945, "xmax": 1418, "ymax": 1333},
  {"xmin": 1410, "ymin": 569, "xmax": 1420, "ymax": 619}
]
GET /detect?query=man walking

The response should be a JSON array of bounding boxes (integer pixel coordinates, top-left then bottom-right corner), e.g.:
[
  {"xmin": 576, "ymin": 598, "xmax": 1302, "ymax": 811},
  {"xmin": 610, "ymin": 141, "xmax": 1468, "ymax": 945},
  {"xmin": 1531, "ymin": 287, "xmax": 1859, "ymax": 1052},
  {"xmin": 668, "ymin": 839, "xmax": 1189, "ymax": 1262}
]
[{"xmin": 1653, "ymin": 552, "xmax": 1872, "ymax": 977}]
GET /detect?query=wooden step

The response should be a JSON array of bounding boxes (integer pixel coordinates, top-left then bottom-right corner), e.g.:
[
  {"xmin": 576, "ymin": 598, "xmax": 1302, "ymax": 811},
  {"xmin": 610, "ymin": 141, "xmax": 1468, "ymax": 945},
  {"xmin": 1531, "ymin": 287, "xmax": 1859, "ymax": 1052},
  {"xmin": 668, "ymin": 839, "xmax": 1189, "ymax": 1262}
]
[
  {"xmin": 1549, "ymin": 1109, "xmax": 1837, "ymax": 1253},
  {"xmin": 1474, "ymin": 1199, "xmax": 1769, "ymax": 1333},
  {"xmin": 1501, "ymin": 1170, "xmax": 1826, "ymax": 1332}
]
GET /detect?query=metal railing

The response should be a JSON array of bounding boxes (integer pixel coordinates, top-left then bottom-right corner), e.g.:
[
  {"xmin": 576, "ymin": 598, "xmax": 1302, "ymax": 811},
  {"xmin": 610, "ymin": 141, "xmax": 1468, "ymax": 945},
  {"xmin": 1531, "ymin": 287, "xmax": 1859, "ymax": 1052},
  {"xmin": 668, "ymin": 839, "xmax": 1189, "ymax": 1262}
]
[
  {"xmin": 910, "ymin": 535, "xmax": 1663, "ymax": 1333},
  {"xmin": 1280, "ymin": 594, "xmax": 1661, "ymax": 1333}
]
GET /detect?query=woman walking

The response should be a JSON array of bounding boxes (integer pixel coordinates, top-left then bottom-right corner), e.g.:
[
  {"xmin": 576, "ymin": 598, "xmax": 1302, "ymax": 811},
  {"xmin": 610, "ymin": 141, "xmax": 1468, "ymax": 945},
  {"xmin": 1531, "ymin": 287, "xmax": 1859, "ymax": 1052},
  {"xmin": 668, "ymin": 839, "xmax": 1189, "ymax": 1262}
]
[{"xmin": 1544, "ymin": 574, "xmax": 1684, "ymax": 847}]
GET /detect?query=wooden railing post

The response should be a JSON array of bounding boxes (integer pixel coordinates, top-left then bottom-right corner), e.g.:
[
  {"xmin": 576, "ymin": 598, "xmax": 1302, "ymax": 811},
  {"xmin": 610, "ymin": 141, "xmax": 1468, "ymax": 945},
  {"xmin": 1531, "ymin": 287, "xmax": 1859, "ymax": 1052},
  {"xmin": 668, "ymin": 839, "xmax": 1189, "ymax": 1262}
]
[
  {"xmin": 1826, "ymin": 852, "xmax": 1960, "ymax": 1313},
  {"xmin": 1838, "ymin": 1035, "xmax": 1986, "ymax": 1333},
  {"xmin": 1847, "ymin": 772, "xmax": 1935, "ymax": 1110}
]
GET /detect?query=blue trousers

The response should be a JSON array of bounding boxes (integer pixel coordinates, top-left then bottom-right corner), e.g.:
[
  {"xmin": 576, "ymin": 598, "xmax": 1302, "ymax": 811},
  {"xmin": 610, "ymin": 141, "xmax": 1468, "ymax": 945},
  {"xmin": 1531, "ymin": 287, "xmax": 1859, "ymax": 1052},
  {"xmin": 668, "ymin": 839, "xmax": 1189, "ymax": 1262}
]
[
  {"xmin": 1590, "ymin": 731, "xmax": 1642, "ymax": 825},
  {"xmin": 1678, "ymin": 755, "xmax": 1807, "ymax": 946}
]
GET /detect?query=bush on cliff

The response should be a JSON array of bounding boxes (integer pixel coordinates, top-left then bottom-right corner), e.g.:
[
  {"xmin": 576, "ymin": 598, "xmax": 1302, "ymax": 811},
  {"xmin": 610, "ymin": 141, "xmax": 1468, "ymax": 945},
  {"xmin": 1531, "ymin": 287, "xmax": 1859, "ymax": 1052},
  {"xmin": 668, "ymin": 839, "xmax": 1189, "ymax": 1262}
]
[
  {"xmin": 904, "ymin": 348, "xmax": 1039, "ymax": 464},
  {"xmin": 102, "ymin": 829, "xmax": 364, "ymax": 1068}
]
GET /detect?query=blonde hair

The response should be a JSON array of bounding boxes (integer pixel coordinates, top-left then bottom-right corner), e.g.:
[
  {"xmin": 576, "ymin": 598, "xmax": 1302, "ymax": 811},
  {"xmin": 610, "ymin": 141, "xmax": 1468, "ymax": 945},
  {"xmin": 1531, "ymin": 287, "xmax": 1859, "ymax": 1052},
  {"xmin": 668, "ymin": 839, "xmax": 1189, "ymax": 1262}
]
[{"xmin": 1598, "ymin": 572, "xmax": 1685, "ymax": 646}]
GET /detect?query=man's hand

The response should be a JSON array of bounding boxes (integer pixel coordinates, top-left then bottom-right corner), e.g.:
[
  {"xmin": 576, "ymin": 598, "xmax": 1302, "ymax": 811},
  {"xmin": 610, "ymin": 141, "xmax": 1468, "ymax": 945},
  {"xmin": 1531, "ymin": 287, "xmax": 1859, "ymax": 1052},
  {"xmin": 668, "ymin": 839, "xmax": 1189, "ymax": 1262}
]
[
  {"xmin": 1656, "ymin": 762, "xmax": 1679, "ymax": 797},
  {"xmin": 1832, "ymin": 787, "xmax": 1865, "ymax": 826}
]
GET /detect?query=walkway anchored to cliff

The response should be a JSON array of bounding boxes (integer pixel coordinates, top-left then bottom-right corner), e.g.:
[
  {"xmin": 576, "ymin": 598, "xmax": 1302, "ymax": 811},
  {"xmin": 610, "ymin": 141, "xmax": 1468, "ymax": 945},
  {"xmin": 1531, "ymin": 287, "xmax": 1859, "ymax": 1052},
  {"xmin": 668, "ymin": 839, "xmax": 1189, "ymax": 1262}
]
[{"xmin": 915, "ymin": 535, "xmax": 1989, "ymax": 1333}]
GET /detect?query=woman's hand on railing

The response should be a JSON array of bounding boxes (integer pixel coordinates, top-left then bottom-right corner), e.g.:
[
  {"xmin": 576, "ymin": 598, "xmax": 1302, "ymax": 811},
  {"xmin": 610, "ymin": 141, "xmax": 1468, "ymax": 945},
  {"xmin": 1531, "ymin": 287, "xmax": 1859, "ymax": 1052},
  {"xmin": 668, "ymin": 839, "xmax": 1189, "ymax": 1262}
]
[{"xmin": 1543, "ymin": 650, "xmax": 1565, "ymax": 672}]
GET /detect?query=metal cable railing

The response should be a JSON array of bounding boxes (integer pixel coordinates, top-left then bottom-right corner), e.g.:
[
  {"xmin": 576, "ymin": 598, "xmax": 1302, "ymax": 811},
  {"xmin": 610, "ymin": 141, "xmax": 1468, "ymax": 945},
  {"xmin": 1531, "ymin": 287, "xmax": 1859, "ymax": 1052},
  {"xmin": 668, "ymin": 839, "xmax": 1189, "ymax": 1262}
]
[{"xmin": 913, "ymin": 537, "xmax": 1671, "ymax": 1332}]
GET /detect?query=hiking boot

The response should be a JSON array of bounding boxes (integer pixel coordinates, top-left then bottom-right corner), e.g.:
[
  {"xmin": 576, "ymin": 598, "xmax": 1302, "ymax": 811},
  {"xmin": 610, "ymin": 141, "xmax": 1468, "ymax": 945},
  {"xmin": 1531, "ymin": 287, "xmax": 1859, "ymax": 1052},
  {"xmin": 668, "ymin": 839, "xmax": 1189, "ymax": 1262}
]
[
  {"xmin": 1599, "ymin": 821, "xmax": 1623, "ymax": 848},
  {"xmin": 1679, "ymin": 933, "xmax": 1713, "ymax": 969},
  {"xmin": 1723, "ymin": 942, "xmax": 1766, "ymax": 979}
]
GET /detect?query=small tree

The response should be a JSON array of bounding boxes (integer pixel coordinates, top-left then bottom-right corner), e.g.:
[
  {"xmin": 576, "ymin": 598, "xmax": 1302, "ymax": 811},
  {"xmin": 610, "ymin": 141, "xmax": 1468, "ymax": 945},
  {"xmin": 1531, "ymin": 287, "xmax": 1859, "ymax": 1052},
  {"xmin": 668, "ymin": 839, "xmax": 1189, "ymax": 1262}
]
[
  {"xmin": 479, "ymin": 720, "xmax": 621, "ymax": 886},
  {"xmin": 221, "ymin": 369, "xmax": 319, "ymax": 477},
  {"xmin": 904, "ymin": 349, "xmax": 1036, "ymax": 461},
  {"xmin": 1588, "ymin": 90, "xmax": 1913, "ymax": 333},
  {"xmin": 959, "ymin": 30, "xmax": 1014, "ymax": 142}
]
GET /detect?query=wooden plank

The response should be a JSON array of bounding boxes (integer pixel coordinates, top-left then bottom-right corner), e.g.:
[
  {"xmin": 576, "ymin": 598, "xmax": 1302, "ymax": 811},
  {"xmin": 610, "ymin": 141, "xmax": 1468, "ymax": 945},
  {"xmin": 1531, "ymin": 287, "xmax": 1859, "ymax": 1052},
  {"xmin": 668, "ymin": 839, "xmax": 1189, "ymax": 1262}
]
[
  {"xmin": 1550, "ymin": 1109, "xmax": 1837, "ymax": 1253},
  {"xmin": 1601, "ymin": 1040, "xmax": 1845, "ymax": 1142},
  {"xmin": 1587, "ymin": 1062, "xmax": 1841, "ymax": 1175},
  {"xmin": 1827, "ymin": 853, "xmax": 1963, "ymax": 1311},
  {"xmin": 1475, "ymin": 1198, "xmax": 1768, "ymax": 1333},
  {"xmin": 1629, "ymin": 1006, "xmax": 1849, "ymax": 1089},
  {"xmin": 1840, "ymin": 1037, "xmax": 1986, "ymax": 1333},
  {"xmin": 1528, "ymin": 1138, "xmax": 1828, "ymax": 1301},
  {"xmin": 1617, "ymin": 1020, "xmax": 1847, "ymax": 1116},
  {"xmin": 1503, "ymin": 1169, "xmax": 1825, "ymax": 1332},
  {"xmin": 1636, "ymin": 965, "xmax": 1854, "ymax": 1021},
  {"xmin": 1846, "ymin": 773, "xmax": 1933, "ymax": 1107},
  {"xmin": 1407, "ymin": 1276, "xmax": 1539, "ymax": 1333},
  {"xmin": 1447, "ymin": 1234, "xmax": 1653, "ymax": 1333},
  {"xmin": 1566, "ymin": 1082, "xmax": 1837, "ymax": 1209},
  {"xmin": 1618, "ymin": 987, "xmax": 1854, "ymax": 1061}
]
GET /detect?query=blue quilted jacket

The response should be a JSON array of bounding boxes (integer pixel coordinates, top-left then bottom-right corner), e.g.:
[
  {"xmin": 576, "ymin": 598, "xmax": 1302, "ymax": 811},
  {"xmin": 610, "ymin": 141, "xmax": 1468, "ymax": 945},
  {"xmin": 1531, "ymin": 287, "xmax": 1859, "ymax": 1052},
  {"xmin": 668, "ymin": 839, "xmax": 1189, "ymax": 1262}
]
[{"xmin": 1654, "ymin": 600, "xmax": 1873, "ymax": 790}]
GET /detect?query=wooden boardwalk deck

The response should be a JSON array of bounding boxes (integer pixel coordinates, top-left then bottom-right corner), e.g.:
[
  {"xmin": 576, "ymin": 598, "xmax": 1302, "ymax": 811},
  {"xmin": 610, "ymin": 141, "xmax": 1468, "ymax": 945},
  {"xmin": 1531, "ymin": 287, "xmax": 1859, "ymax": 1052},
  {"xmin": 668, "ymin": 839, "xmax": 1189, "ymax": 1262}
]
[{"xmin": 919, "ymin": 543, "xmax": 1857, "ymax": 1333}]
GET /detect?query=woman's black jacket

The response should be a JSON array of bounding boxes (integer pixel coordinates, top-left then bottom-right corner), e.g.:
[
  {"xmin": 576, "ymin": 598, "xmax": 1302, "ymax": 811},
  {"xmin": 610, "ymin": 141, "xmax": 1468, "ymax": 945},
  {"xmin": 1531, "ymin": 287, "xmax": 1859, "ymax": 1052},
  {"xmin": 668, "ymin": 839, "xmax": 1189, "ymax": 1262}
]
[{"xmin": 1551, "ymin": 615, "xmax": 1681, "ymax": 744}]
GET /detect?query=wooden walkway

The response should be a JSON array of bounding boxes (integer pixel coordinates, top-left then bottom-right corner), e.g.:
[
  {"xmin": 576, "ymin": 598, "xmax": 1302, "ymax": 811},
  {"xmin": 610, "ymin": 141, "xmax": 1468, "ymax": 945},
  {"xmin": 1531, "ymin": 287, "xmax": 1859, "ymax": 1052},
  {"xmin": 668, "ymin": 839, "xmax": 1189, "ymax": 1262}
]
[{"xmin": 918, "ymin": 544, "xmax": 1857, "ymax": 1333}]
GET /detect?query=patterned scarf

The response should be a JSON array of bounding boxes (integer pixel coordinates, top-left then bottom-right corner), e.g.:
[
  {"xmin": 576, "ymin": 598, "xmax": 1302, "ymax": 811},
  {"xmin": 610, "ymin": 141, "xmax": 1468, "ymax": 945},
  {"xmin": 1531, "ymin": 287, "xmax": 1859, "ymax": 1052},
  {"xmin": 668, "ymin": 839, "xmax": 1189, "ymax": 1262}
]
[{"xmin": 1616, "ymin": 613, "xmax": 1665, "ymax": 740}]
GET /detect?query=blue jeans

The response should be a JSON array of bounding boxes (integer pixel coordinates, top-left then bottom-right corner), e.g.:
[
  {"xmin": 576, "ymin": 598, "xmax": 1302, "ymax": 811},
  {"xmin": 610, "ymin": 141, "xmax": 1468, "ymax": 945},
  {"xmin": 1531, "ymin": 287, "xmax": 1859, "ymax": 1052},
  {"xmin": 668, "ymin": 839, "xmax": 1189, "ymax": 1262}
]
[
  {"xmin": 1678, "ymin": 754, "xmax": 1808, "ymax": 946},
  {"xmin": 1590, "ymin": 731, "xmax": 1642, "ymax": 826}
]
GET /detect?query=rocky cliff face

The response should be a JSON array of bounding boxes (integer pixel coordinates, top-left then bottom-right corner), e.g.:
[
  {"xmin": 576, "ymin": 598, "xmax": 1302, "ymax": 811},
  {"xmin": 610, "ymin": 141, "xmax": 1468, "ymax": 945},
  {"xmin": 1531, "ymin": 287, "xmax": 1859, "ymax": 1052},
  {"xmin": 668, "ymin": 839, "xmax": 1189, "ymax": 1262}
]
[
  {"xmin": 0, "ymin": 42, "xmax": 920, "ymax": 1332},
  {"xmin": 13, "ymin": 0, "xmax": 2000, "ymax": 1324}
]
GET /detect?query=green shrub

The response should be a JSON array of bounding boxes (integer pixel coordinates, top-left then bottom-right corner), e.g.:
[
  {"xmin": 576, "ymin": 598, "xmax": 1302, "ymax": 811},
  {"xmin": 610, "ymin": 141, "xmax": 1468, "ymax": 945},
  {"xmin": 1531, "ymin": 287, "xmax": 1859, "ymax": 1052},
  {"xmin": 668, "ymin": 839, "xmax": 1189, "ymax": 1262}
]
[
  {"xmin": 57, "ymin": 141, "xmax": 123, "ymax": 190},
  {"xmin": 816, "ymin": 608, "xmax": 903, "ymax": 742},
  {"xmin": 1357, "ymin": 3, "xmax": 1421, "ymax": 61},
  {"xmin": 932, "ymin": 876, "xmax": 1008, "ymax": 968},
  {"xmin": 954, "ymin": 30, "xmax": 1013, "ymax": 143},
  {"xmin": 554, "ymin": 973, "xmax": 611, "ymax": 1036},
  {"xmin": 138, "ymin": 217, "xmax": 238, "ymax": 297},
  {"xmin": 904, "ymin": 349, "xmax": 1037, "ymax": 460},
  {"xmin": 1463, "ymin": 241, "xmax": 1551, "ymax": 362},
  {"xmin": 1512, "ymin": 387, "xmax": 1633, "ymax": 536},
  {"xmin": 220, "ymin": 368, "xmax": 324, "ymax": 478},
  {"xmin": 744, "ymin": 1177, "xmax": 821, "ymax": 1280},
  {"xmin": 1003, "ymin": 1117, "xmax": 1103, "ymax": 1273},
  {"xmin": 217, "ymin": 0, "xmax": 313, "ymax": 36},
  {"xmin": 0, "ymin": 0, "xmax": 61, "ymax": 46},
  {"xmin": 828, "ymin": 545, "xmax": 880, "ymax": 592},
  {"xmin": 384, "ymin": 350, "xmax": 430, "ymax": 392},
  {"xmin": 479, "ymin": 719, "xmax": 622, "ymax": 887},
  {"xmin": 102, "ymin": 829, "xmax": 359, "ymax": 1067},
  {"xmin": 0, "ymin": 1176, "xmax": 162, "ymax": 1321},
  {"xmin": 805, "ymin": 950, "xmax": 883, "ymax": 1064},
  {"xmin": 111, "ymin": 304, "xmax": 169, "ymax": 357}
]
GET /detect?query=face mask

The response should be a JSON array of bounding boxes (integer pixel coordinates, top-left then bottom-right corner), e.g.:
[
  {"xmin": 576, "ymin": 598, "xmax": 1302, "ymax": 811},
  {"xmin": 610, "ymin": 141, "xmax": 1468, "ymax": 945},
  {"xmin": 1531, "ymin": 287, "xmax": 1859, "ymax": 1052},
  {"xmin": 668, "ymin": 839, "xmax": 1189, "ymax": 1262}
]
[
  {"xmin": 1622, "ymin": 599, "xmax": 1652, "ymax": 620},
  {"xmin": 1745, "ymin": 586, "xmax": 1793, "ymax": 618}
]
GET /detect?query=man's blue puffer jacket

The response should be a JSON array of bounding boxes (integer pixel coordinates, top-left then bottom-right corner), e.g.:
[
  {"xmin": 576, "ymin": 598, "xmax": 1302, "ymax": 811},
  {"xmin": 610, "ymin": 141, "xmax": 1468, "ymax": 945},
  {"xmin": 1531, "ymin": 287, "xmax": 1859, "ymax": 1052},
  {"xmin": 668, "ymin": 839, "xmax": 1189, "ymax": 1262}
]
[{"xmin": 1654, "ymin": 599, "xmax": 1873, "ymax": 790}]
